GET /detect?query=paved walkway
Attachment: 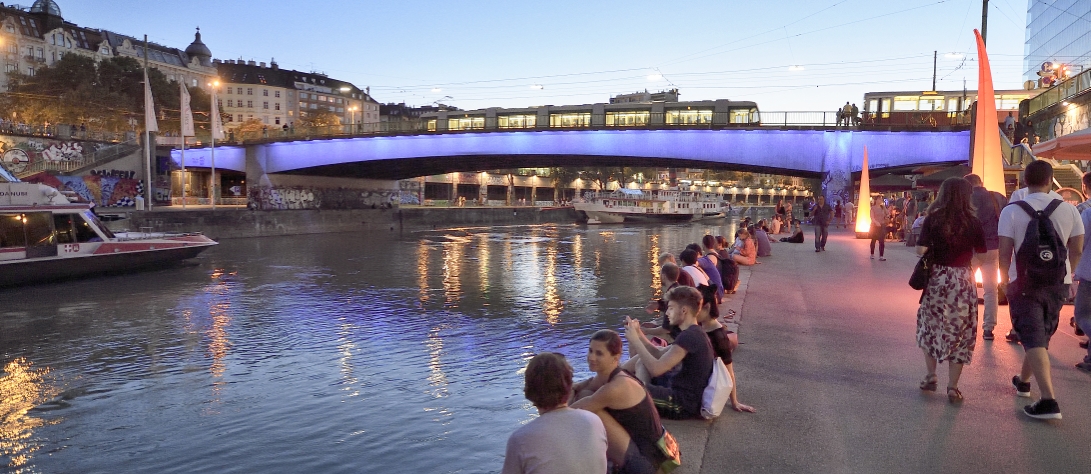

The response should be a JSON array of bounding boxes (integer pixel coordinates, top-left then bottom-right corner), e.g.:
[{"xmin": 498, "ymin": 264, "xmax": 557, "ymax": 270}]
[{"xmin": 664, "ymin": 226, "xmax": 1091, "ymax": 474}]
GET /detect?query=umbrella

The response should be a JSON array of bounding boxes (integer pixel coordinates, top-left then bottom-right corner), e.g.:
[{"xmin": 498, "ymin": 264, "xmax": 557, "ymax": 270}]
[
  {"xmin": 869, "ymin": 173, "xmax": 914, "ymax": 191},
  {"xmin": 1033, "ymin": 127, "xmax": 1091, "ymax": 160}
]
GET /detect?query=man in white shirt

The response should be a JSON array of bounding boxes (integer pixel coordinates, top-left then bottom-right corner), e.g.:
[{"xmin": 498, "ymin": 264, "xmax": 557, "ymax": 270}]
[
  {"xmin": 502, "ymin": 353, "xmax": 607, "ymax": 474},
  {"xmin": 1004, "ymin": 182, "xmax": 1067, "ymax": 343},
  {"xmin": 999, "ymin": 160, "xmax": 1084, "ymax": 420}
]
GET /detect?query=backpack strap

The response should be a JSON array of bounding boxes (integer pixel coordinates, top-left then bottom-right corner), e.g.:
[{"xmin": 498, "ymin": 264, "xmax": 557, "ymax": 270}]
[
  {"xmin": 1041, "ymin": 199, "xmax": 1064, "ymax": 218},
  {"xmin": 1011, "ymin": 200, "xmax": 1036, "ymax": 218}
]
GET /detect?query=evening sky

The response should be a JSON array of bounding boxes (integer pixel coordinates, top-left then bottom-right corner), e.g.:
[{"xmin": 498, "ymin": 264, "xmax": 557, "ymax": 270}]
[{"xmin": 65, "ymin": 0, "xmax": 1031, "ymax": 111}]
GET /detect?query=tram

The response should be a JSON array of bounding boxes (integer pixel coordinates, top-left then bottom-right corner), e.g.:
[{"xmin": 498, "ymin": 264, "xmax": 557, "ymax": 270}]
[{"xmin": 861, "ymin": 89, "xmax": 1035, "ymax": 128}]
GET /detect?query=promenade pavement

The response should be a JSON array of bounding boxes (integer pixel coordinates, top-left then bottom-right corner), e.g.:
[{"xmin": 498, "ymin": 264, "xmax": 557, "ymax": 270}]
[{"xmin": 664, "ymin": 226, "xmax": 1091, "ymax": 474}]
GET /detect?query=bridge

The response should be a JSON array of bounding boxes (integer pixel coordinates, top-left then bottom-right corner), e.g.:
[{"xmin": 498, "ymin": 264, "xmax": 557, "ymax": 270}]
[{"xmin": 174, "ymin": 124, "xmax": 970, "ymax": 207}]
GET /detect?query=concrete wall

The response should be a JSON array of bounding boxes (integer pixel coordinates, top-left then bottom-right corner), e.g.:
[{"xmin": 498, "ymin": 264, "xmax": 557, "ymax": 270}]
[{"xmin": 109, "ymin": 206, "xmax": 582, "ymax": 240}]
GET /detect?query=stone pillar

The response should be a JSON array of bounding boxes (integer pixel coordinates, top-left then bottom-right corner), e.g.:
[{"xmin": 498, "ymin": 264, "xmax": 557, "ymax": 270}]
[
  {"xmin": 506, "ymin": 174, "xmax": 514, "ymax": 206},
  {"xmin": 450, "ymin": 180, "xmax": 457, "ymax": 205},
  {"xmin": 530, "ymin": 186, "xmax": 536, "ymax": 205}
]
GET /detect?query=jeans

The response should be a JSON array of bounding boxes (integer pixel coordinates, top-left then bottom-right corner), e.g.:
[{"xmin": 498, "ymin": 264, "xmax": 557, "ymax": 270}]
[
  {"xmin": 1075, "ymin": 279, "xmax": 1091, "ymax": 363},
  {"xmin": 814, "ymin": 224, "xmax": 828, "ymax": 250},
  {"xmin": 972, "ymin": 249, "xmax": 999, "ymax": 332},
  {"xmin": 869, "ymin": 225, "xmax": 885, "ymax": 256}
]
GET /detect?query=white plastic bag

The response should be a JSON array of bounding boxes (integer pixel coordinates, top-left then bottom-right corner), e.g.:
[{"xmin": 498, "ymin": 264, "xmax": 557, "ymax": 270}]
[{"xmin": 700, "ymin": 358, "xmax": 733, "ymax": 419}]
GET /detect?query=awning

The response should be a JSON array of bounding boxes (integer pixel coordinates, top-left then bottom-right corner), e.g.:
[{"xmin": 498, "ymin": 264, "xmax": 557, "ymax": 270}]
[
  {"xmin": 1033, "ymin": 127, "xmax": 1091, "ymax": 160},
  {"xmin": 869, "ymin": 173, "xmax": 915, "ymax": 191},
  {"xmin": 915, "ymin": 165, "xmax": 971, "ymax": 187}
]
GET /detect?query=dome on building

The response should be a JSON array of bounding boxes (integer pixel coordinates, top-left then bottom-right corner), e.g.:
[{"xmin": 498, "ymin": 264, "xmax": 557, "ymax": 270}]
[
  {"xmin": 185, "ymin": 28, "xmax": 212, "ymax": 64},
  {"xmin": 30, "ymin": 0, "xmax": 62, "ymax": 16}
]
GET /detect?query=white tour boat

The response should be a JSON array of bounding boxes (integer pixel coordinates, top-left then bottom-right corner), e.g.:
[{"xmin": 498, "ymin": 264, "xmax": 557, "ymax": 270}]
[
  {"xmin": 573, "ymin": 188, "xmax": 728, "ymax": 224},
  {"xmin": 0, "ymin": 181, "xmax": 218, "ymax": 287}
]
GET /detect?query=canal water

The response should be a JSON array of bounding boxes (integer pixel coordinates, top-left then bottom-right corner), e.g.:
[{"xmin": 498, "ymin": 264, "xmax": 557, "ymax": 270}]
[{"xmin": 1, "ymin": 221, "xmax": 738, "ymax": 473}]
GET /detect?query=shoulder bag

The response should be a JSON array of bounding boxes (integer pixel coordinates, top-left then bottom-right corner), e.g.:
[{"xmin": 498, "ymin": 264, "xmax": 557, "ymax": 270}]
[{"xmin": 909, "ymin": 250, "xmax": 932, "ymax": 290}]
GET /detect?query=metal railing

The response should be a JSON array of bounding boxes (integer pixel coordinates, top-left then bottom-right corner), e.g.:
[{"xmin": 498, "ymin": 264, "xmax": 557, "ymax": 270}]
[
  {"xmin": 15, "ymin": 139, "xmax": 142, "ymax": 178},
  {"xmin": 0, "ymin": 121, "xmax": 132, "ymax": 143},
  {"xmin": 1027, "ymin": 68, "xmax": 1091, "ymax": 117}
]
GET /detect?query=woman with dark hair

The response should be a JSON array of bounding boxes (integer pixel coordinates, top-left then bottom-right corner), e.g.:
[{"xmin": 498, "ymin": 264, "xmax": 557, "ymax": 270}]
[
  {"xmin": 915, "ymin": 177, "xmax": 986, "ymax": 403},
  {"xmin": 572, "ymin": 330, "xmax": 672, "ymax": 474},
  {"xmin": 696, "ymin": 298, "xmax": 755, "ymax": 414},
  {"xmin": 503, "ymin": 353, "xmax": 607, "ymax": 474}
]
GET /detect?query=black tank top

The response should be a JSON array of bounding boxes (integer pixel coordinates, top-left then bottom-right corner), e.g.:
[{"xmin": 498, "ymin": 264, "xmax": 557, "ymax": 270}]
[{"xmin": 603, "ymin": 368, "xmax": 667, "ymax": 466}]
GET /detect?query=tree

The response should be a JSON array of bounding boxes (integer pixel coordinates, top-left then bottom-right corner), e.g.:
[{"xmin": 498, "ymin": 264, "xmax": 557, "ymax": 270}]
[
  {"xmin": 298, "ymin": 109, "xmax": 341, "ymax": 130},
  {"xmin": 582, "ymin": 166, "xmax": 625, "ymax": 191}
]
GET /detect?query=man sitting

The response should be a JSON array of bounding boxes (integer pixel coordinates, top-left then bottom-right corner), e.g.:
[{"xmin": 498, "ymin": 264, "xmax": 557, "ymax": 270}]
[
  {"xmin": 623, "ymin": 286, "xmax": 715, "ymax": 419},
  {"xmin": 502, "ymin": 353, "xmax": 607, "ymax": 474}
]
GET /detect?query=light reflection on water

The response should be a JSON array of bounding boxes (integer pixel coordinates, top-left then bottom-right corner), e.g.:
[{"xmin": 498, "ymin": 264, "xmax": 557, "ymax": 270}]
[{"xmin": 0, "ymin": 221, "xmax": 737, "ymax": 473}]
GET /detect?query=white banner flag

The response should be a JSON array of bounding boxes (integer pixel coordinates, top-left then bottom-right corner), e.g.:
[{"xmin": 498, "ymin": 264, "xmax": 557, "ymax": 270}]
[
  {"xmin": 143, "ymin": 70, "xmax": 158, "ymax": 133},
  {"xmin": 210, "ymin": 90, "xmax": 225, "ymax": 140},
  {"xmin": 180, "ymin": 83, "xmax": 195, "ymax": 137}
]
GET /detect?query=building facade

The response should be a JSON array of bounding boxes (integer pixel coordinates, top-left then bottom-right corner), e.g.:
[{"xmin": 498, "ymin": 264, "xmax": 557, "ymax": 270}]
[
  {"xmin": 215, "ymin": 59, "xmax": 379, "ymax": 130},
  {"xmin": 1023, "ymin": 0, "xmax": 1091, "ymax": 83},
  {"xmin": 0, "ymin": 1, "xmax": 216, "ymax": 92}
]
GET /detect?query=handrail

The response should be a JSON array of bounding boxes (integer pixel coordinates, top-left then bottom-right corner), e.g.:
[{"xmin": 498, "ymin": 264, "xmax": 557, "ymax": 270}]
[
  {"xmin": 15, "ymin": 139, "xmax": 141, "ymax": 178},
  {"xmin": 1027, "ymin": 68, "xmax": 1091, "ymax": 118}
]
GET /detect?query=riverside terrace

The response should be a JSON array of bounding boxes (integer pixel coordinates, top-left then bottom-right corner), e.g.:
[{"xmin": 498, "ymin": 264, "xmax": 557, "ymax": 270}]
[{"xmin": 172, "ymin": 119, "xmax": 971, "ymax": 203}]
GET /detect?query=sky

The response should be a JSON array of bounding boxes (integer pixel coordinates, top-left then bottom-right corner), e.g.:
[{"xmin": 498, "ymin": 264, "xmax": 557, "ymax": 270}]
[{"xmin": 63, "ymin": 0, "xmax": 1031, "ymax": 112}]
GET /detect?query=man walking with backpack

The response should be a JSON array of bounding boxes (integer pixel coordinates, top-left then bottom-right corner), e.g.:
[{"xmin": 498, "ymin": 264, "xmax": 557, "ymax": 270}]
[{"xmin": 999, "ymin": 160, "xmax": 1084, "ymax": 420}]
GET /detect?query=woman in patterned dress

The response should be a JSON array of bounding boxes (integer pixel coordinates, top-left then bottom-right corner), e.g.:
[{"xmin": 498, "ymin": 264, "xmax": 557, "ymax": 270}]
[{"xmin": 915, "ymin": 177, "xmax": 986, "ymax": 403}]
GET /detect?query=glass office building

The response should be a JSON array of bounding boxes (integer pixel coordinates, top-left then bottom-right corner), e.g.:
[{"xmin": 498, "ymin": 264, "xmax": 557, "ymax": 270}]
[{"xmin": 1024, "ymin": 0, "xmax": 1091, "ymax": 82}]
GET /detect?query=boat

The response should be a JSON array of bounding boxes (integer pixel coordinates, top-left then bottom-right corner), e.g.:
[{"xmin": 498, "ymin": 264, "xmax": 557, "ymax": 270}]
[
  {"xmin": 0, "ymin": 181, "xmax": 218, "ymax": 287},
  {"xmin": 573, "ymin": 188, "xmax": 728, "ymax": 223}
]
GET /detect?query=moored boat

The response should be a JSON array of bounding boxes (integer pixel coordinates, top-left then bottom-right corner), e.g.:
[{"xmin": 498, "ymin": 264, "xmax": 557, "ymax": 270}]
[
  {"xmin": 573, "ymin": 188, "xmax": 727, "ymax": 223},
  {"xmin": 0, "ymin": 182, "xmax": 218, "ymax": 287}
]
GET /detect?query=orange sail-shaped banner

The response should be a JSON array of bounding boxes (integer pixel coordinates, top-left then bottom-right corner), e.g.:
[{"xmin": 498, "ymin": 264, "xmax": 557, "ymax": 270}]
[
  {"xmin": 855, "ymin": 146, "xmax": 872, "ymax": 234},
  {"xmin": 971, "ymin": 28, "xmax": 1006, "ymax": 194}
]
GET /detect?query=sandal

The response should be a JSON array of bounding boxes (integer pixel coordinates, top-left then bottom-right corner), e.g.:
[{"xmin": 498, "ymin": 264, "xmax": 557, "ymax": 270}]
[
  {"xmin": 947, "ymin": 387, "xmax": 963, "ymax": 404},
  {"xmin": 919, "ymin": 374, "xmax": 937, "ymax": 392}
]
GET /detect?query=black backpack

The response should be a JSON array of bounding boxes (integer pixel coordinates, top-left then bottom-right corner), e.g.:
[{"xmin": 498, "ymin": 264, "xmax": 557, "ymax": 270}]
[
  {"xmin": 714, "ymin": 252, "xmax": 739, "ymax": 293},
  {"xmin": 1011, "ymin": 200, "xmax": 1068, "ymax": 288}
]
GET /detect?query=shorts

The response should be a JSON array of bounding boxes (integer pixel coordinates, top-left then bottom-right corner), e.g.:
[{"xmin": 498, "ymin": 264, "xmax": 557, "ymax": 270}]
[
  {"xmin": 619, "ymin": 440, "xmax": 658, "ymax": 474},
  {"xmin": 646, "ymin": 384, "xmax": 697, "ymax": 420},
  {"xmin": 1007, "ymin": 281, "xmax": 1066, "ymax": 350}
]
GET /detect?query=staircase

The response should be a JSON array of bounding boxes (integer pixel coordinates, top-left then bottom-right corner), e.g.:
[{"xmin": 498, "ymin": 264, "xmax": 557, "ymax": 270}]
[{"xmin": 15, "ymin": 139, "xmax": 142, "ymax": 179}]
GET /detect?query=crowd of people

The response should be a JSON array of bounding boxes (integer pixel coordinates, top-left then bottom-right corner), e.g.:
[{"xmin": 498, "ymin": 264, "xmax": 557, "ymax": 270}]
[
  {"xmin": 503, "ymin": 229, "xmax": 767, "ymax": 474},
  {"xmin": 914, "ymin": 164, "xmax": 1090, "ymax": 420}
]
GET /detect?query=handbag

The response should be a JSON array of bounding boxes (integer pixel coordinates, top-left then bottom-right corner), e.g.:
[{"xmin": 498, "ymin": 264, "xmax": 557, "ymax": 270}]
[
  {"xmin": 700, "ymin": 358, "xmax": 734, "ymax": 419},
  {"xmin": 655, "ymin": 430, "xmax": 682, "ymax": 473},
  {"xmin": 909, "ymin": 251, "xmax": 932, "ymax": 290}
]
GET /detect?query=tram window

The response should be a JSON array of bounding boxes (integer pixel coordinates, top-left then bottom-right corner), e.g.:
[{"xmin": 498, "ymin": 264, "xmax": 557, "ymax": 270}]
[
  {"xmin": 23, "ymin": 212, "xmax": 55, "ymax": 247},
  {"xmin": 74, "ymin": 214, "xmax": 102, "ymax": 242},
  {"xmin": 426, "ymin": 119, "xmax": 437, "ymax": 131},
  {"xmin": 893, "ymin": 97, "xmax": 918, "ymax": 111},
  {"xmin": 53, "ymin": 214, "xmax": 76, "ymax": 244},
  {"xmin": 920, "ymin": 98, "xmax": 944, "ymax": 111},
  {"xmin": 867, "ymin": 99, "xmax": 878, "ymax": 114},
  {"xmin": 0, "ymin": 214, "xmax": 26, "ymax": 248},
  {"xmin": 550, "ymin": 113, "xmax": 591, "ymax": 128},
  {"xmin": 606, "ymin": 111, "xmax": 650, "ymax": 126},
  {"xmin": 499, "ymin": 114, "xmax": 537, "ymax": 128},
  {"xmin": 82, "ymin": 211, "xmax": 114, "ymax": 239}
]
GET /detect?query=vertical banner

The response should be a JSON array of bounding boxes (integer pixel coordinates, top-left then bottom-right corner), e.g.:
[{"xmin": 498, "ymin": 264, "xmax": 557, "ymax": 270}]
[
  {"xmin": 144, "ymin": 70, "xmax": 158, "ymax": 133},
  {"xmin": 211, "ymin": 89, "xmax": 225, "ymax": 140},
  {"xmin": 180, "ymin": 83, "xmax": 195, "ymax": 137}
]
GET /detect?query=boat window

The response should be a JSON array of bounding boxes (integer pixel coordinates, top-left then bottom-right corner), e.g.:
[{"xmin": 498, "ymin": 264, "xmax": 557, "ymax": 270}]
[
  {"xmin": 82, "ymin": 211, "xmax": 115, "ymax": 239},
  {"xmin": 53, "ymin": 214, "xmax": 76, "ymax": 244},
  {"xmin": 74, "ymin": 214, "xmax": 103, "ymax": 242},
  {"xmin": 0, "ymin": 213, "xmax": 26, "ymax": 248},
  {"xmin": 23, "ymin": 212, "xmax": 55, "ymax": 247}
]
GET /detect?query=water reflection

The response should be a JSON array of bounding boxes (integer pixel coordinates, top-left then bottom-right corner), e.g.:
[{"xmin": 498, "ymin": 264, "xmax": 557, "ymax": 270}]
[
  {"xmin": 542, "ymin": 241, "xmax": 563, "ymax": 325},
  {"xmin": 443, "ymin": 236, "xmax": 467, "ymax": 307},
  {"xmin": 572, "ymin": 234, "xmax": 583, "ymax": 281},
  {"xmin": 649, "ymin": 234, "xmax": 662, "ymax": 296},
  {"xmin": 0, "ymin": 358, "xmax": 58, "ymax": 471},
  {"xmin": 477, "ymin": 233, "xmax": 490, "ymax": 295},
  {"xmin": 417, "ymin": 240, "xmax": 430, "ymax": 307}
]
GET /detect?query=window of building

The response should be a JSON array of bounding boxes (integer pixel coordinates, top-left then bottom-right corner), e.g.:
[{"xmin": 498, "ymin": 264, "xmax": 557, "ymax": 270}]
[
  {"xmin": 5, "ymin": 64, "xmax": 15, "ymax": 72},
  {"xmin": 7, "ymin": 44, "xmax": 16, "ymax": 54},
  {"xmin": 247, "ymin": 100, "xmax": 253, "ymax": 108},
  {"xmin": 274, "ymin": 103, "xmax": 280, "ymax": 111},
  {"xmin": 263, "ymin": 102, "xmax": 269, "ymax": 109},
  {"xmin": 236, "ymin": 114, "xmax": 242, "ymax": 122},
  {"xmin": 237, "ymin": 87, "xmax": 243, "ymax": 94},
  {"xmin": 26, "ymin": 66, "xmax": 34, "ymax": 76},
  {"xmin": 275, "ymin": 117, "xmax": 281, "ymax": 125},
  {"xmin": 36, "ymin": 48, "xmax": 43, "ymax": 59},
  {"xmin": 263, "ymin": 89, "xmax": 268, "ymax": 96},
  {"xmin": 310, "ymin": 104, "xmax": 317, "ymax": 109},
  {"xmin": 192, "ymin": 79, "xmax": 197, "ymax": 87},
  {"xmin": 300, "ymin": 93, "xmax": 308, "ymax": 99},
  {"xmin": 217, "ymin": 99, "xmax": 223, "ymax": 108},
  {"xmin": 498, "ymin": 114, "xmax": 537, "ymax": 129},
  {"xmin": 227, "ymin": 99, "xmax": 234, "ymax": 107},
  {"xmin": 275, "ymin": 91, "xmax": 281, "ymax": 98},
  {"xmin": 288, "ymin": 110, "xmax": 294, "ymax": 116},
  {"xmin": 336, "ymin": 98, "xmax": 342, "ymax": 104},
  {"xmin": 224, "ymin": 88, "xmax": 231, "ymax": 95},
  {"xmin": 549, "ymin": 113, "xmax": 592, "ymax": 128},
  {"xmin": 247, "ymin": 88, "xmax": 253, "ymax": 95},
  {"xmin": 299, "ymin": 102, "xmax": 306, "ymax": 108}
]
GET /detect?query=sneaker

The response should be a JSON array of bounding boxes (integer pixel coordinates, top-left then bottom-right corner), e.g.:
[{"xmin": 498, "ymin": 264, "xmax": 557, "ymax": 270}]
[
  {"xmin": 1006, "ymin": 331, "xmax": 1021, "ymax": 343},
  {"xmin": 1075, "ymin": 362, "xmax": 1091, "ymax": 373},
  {"xmin": 870, "ymin": 255, "xmax": 874, "ymax": 260},
  {"xmin": 816, "ymin": 249, "xmax": 821, "ymax": 252},
  {"xmin": 879, "ymin": 257, "xmax": 887, "ymax": 261},
  {"xmin": 1023, "ymin": 399, "xmax": 1062, "ymax": 420},
  {"xmin": 1012, "ymin": 375, "xmax": 1031, "ymax": 398},
  {"xmin": 983, "ymin": 330, "xmax": 994, "ymax": 341}
]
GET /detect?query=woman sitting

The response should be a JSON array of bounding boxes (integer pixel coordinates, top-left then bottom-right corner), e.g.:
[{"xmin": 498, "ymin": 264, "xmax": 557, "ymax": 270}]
[
  {"xmin": 695, "ymin": 287, "xmax": 755, "ymax": 414},
  {"xmin": 572, "ymin": 330, "xmax": 671, "ymax": 474},
  {"xmin": 780, "ymin": 220, "xmax": 805, "ymax": 243}
]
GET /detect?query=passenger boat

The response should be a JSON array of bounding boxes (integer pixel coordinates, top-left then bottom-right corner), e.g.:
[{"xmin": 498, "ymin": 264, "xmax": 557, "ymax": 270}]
[
  {"xmin": 0, "ymin": 182, "xmax": 218, "ymax": 287},
  {"xmin": 573, "ymin": 188, "xmax": 728, "ymax": 223}
]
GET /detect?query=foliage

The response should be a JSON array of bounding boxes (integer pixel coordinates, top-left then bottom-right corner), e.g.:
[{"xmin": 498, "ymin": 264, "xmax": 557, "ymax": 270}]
[
  {"xmin": 581, "ymin": 167, "xmax": 625, "ymax": 191},
  {"xmin": 548, "ymin": 167, "xmax": 579, "ymax": 190},
  {"xmin": 0, "ymin": 55, "xmax": 216, "ymax": 133},
  {"xmin": 298, "ymin": 109, "xmax": 341, "ymax": 129}
]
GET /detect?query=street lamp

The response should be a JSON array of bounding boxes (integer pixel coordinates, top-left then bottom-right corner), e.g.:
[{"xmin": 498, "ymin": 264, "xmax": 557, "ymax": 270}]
[{"xmin": 349, "ymin": 105, "xmax": 357, "ymax": 131}]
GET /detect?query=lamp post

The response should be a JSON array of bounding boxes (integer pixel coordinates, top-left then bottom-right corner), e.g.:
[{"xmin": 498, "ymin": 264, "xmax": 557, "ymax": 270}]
[
  {"xmin": 349, "ymin": 106, "xmax": 358, "ymax": 133},
  {"xmin": 208, "ymin": 80, "xmax": 220, "ymax": 210}
]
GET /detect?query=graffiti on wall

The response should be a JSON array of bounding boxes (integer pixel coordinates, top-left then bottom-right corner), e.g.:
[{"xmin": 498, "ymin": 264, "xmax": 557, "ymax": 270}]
[
  {"xmin": 1044, "ymin": 102, "xmax": 1091, "ymax": 141},
  {"xmin": 23, "ymin": 174, "xmax": 143, "ymax": 207},
  {"xmin": 249, "ymin": 186, "xmax": 400, "ymax": 210},
  {"xmin": 0, "ymin": 136, "xmax": 107, "ymax": 173},
  {"xmin": 398, "ymin": 179, "xmax": 421, "ymax": 205}
]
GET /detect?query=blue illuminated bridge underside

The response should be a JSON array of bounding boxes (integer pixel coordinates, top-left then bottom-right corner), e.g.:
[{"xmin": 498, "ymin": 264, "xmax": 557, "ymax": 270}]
[{"xmin": 178, "ymin": 129, "xmax": 970, "ymax": 180}]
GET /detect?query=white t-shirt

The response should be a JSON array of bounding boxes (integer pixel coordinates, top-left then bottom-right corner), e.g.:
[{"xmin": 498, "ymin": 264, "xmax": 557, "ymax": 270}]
[
  {"xmin": 502, "ymin": 407, "xmax": 607, "ymax": 474},
  {"xmin": 683, "ymin": 264, "xmax": 711, "ymax": 287},
  {"xmin": 998, "ymin": 191, "xmax": 1084, "ymax": 283},
  {"xmin": 1008, "ymin": 188, "xmax": 1064, "ymax": 204}
]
